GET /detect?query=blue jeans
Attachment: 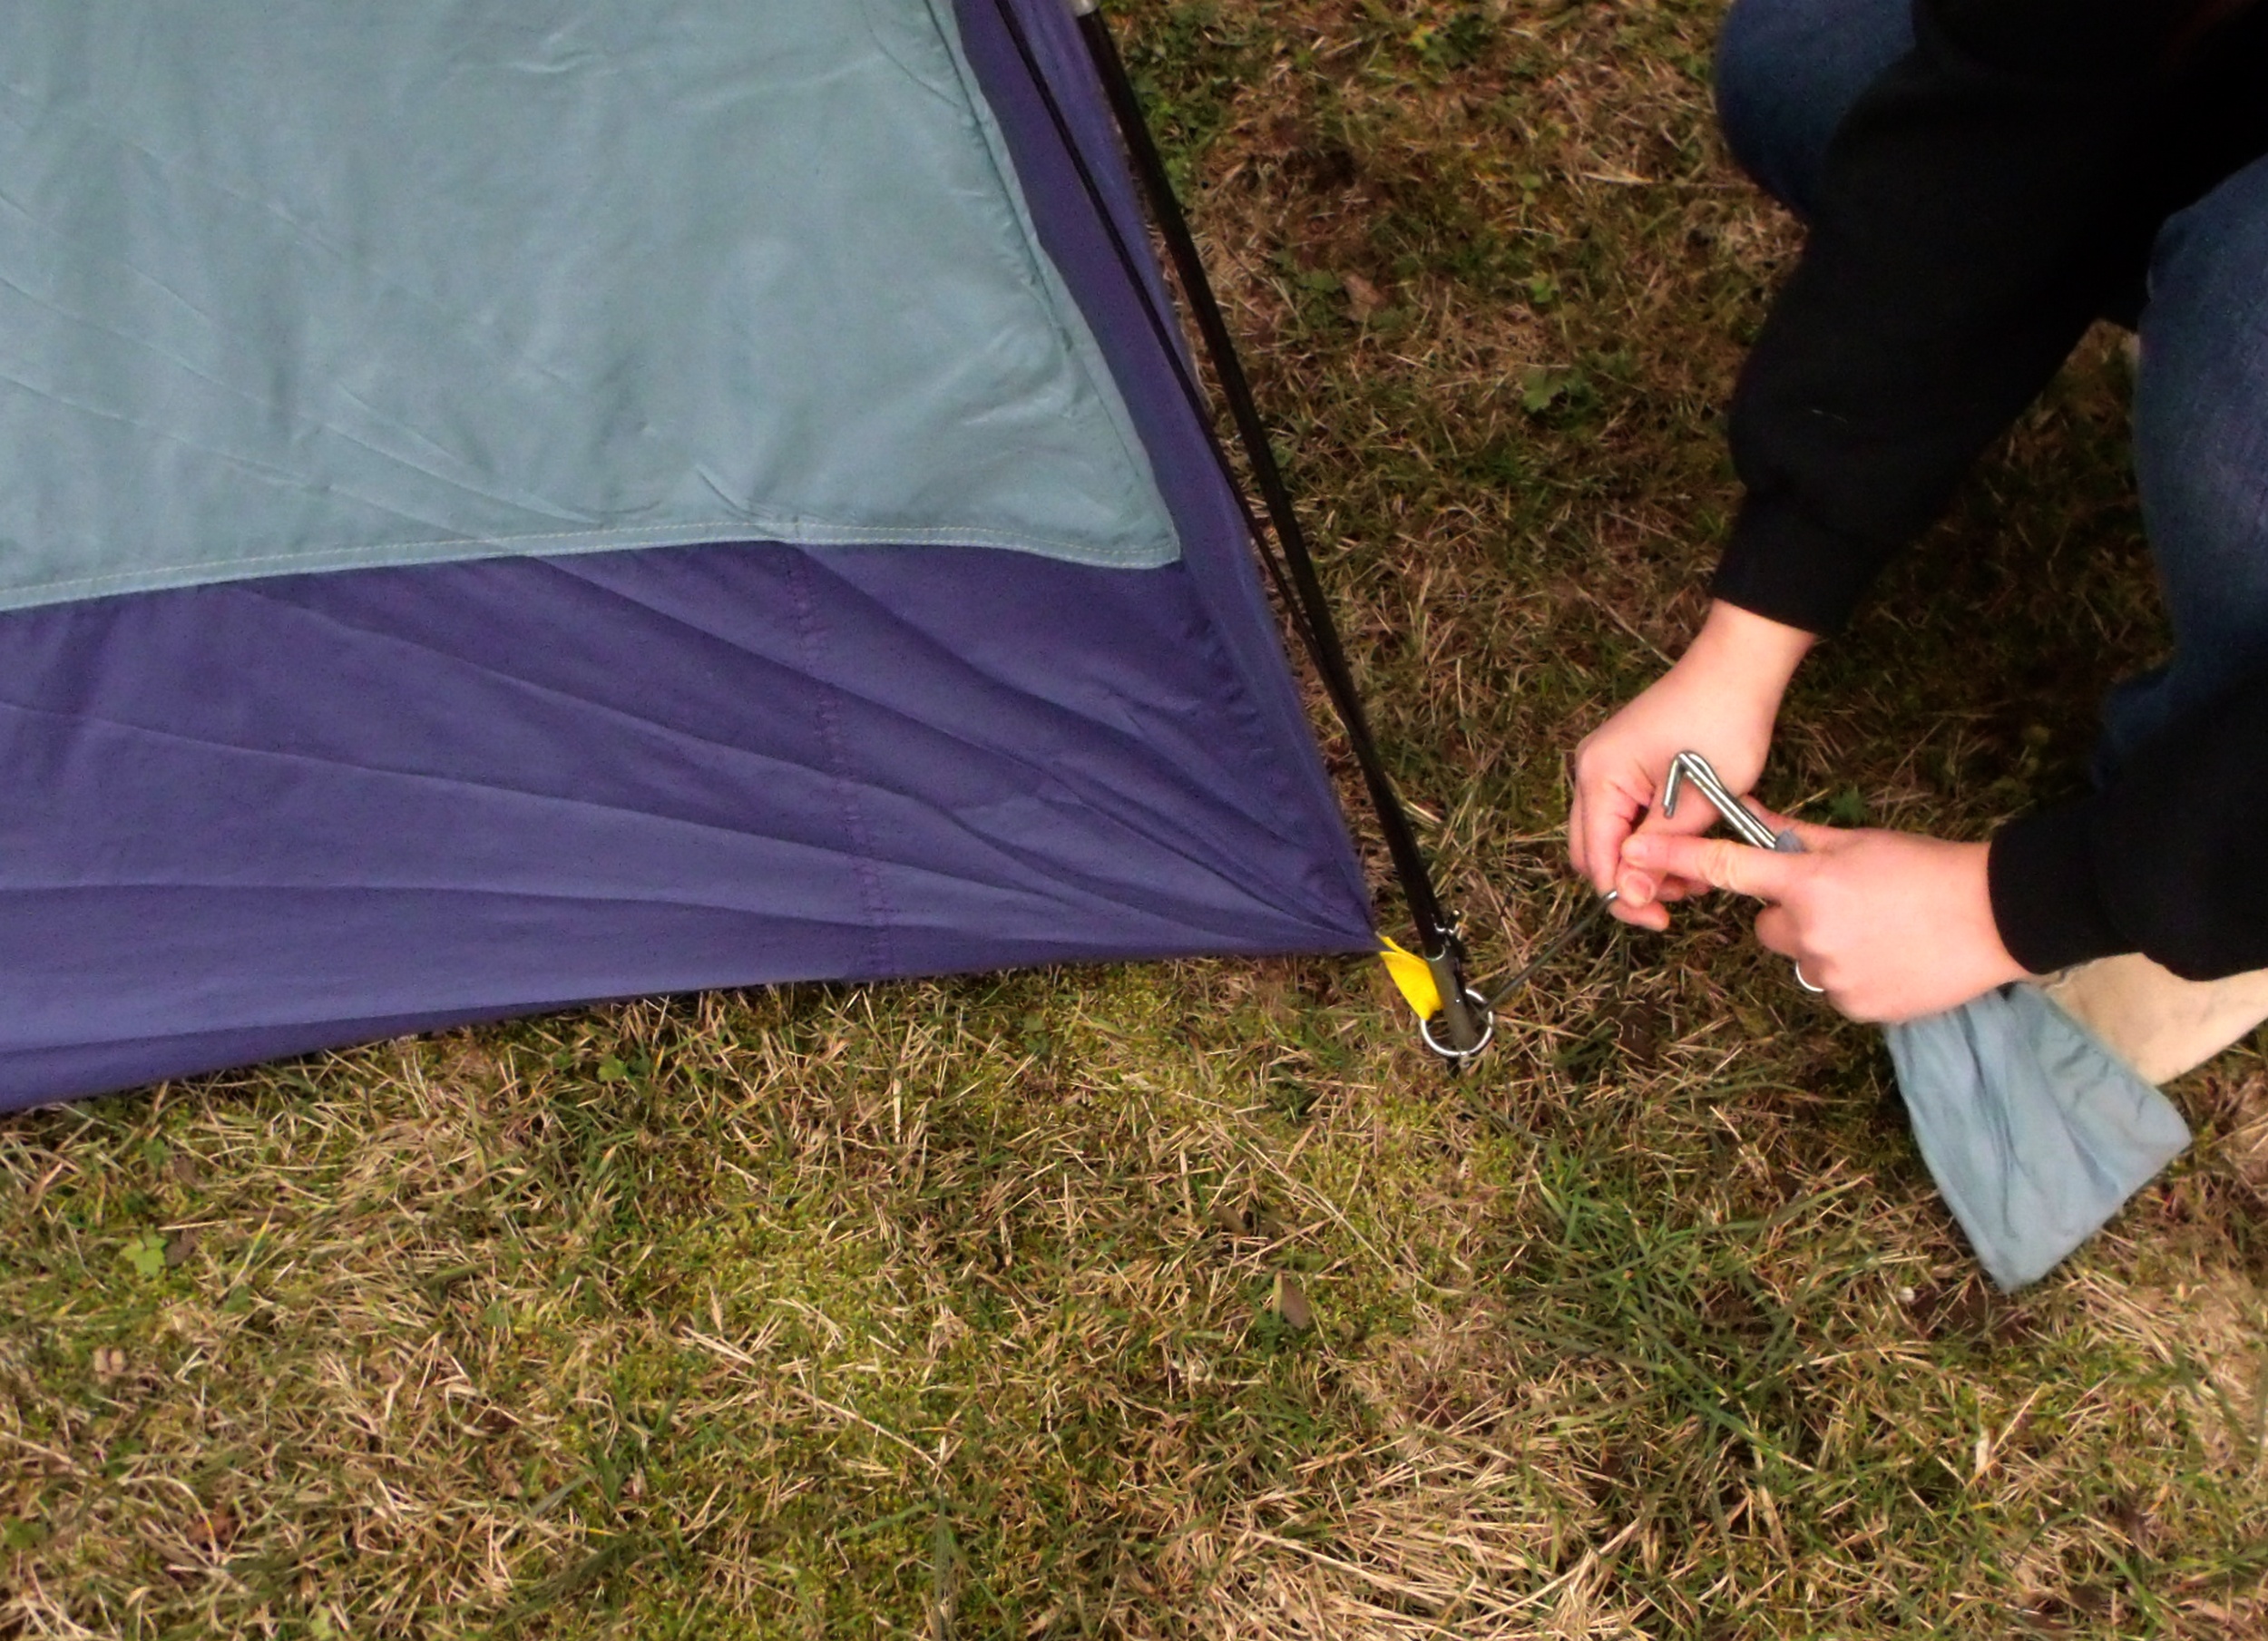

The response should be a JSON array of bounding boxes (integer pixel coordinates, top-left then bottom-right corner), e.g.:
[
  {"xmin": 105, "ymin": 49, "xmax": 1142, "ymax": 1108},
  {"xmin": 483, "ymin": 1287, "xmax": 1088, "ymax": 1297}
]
[{"xmin": 1716, "ymin": 0, "xmax": 2268, "ymax": 770}]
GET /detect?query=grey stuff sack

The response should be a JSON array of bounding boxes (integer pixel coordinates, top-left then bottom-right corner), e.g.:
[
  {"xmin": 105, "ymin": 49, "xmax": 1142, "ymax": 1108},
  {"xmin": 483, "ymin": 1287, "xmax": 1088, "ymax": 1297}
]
[{"xmin": 1884, "ymin": 984, "xmax": 2190, "ymax": 1290}]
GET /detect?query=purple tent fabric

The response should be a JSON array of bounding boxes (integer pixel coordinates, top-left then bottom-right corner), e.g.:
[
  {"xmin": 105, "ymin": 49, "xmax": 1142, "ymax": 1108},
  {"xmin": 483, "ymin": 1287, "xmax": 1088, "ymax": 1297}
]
[{"xmin": 0, "ymin": 0, "xmax": 1374, "ymax": 1110}]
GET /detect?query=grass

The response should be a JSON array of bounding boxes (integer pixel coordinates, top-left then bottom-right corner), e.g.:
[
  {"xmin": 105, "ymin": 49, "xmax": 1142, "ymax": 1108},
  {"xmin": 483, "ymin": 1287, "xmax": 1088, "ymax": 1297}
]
[{"xmin": 5, "ymin": 0, "xmax": 2268, "ymax": 1634}]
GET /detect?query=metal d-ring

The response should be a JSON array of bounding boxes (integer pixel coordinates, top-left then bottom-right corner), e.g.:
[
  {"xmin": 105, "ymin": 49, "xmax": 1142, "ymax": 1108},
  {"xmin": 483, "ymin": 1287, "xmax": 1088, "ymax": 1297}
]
[{"xmin": 1420, "ymin": 989, "xmax": 1495, "ymax": 1060}]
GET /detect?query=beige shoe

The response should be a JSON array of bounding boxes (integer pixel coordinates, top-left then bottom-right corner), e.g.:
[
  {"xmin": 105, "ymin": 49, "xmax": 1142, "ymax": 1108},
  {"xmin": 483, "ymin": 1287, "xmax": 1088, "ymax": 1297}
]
[{"xmin": 2042, "ymin": 952, "xmax": 2268, "ymax": 1085}]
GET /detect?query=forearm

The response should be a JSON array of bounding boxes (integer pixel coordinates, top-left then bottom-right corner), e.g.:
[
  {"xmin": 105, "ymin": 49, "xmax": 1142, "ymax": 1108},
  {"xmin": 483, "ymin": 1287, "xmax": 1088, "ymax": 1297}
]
[{"xmin": 1677, "ymin": 599, "xmax": 1817, "ymax": 702}]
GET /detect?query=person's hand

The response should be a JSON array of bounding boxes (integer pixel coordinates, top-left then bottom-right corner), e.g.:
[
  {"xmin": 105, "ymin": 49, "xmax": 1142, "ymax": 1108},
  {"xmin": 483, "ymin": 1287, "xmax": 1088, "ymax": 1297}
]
[
  {"xmin": 1569, "ymin": 601, "xmax": 1815, "ymax": 931},
  {"xmin": 1618, "ymin": 819, "xmax": 2031, "ymax": 1022}
]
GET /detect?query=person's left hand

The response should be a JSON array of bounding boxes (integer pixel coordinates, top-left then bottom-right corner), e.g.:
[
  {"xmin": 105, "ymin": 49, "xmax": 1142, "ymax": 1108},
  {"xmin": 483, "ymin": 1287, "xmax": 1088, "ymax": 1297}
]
[{"xmin": 1618, "ymin": 816, "xmax": 2032, "ymax": 1023}]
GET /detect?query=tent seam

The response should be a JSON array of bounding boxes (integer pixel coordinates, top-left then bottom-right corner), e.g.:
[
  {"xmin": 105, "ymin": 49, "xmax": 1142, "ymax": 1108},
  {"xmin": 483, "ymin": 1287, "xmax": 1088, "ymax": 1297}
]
[
  {"xmin": 787, "ymin": 551, "xmax": 895, "ymax": 979},
  {"xmin": 3, "ymin": 519, "xmax": 1176, "ymax": 604},
  {"xmin": 913, "ymin": 0, "xmax": 1180, "ymax": 560}
]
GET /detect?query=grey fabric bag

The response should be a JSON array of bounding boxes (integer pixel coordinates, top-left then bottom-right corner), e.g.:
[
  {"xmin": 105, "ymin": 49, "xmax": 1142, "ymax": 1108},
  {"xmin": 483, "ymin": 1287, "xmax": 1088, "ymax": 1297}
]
[{"xmin": 1885, "ymin": 985, "xmax": 2189, "ymax": 1289}]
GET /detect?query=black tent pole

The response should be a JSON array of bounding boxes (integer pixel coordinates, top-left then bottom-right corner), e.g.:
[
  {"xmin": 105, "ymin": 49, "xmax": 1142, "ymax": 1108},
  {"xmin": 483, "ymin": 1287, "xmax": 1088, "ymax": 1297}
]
[{"xmin": 1061, "ymin": 1, "xmax": 1484, "ymax": 1053}]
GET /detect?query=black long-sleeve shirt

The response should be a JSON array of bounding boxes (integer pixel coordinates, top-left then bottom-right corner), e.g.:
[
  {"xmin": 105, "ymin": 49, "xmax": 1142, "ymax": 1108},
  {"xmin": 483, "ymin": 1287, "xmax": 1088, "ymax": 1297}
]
[{"xmin": 1709, "ymin": 0, "xmax": 2268, "ymax": 980}]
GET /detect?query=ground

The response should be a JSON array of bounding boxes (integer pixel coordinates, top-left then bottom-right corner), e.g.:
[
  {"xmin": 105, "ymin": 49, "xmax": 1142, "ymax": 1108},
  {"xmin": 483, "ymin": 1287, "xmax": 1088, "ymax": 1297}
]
[{"xmin": 5, "ymin": 2, "xmax": 2267, "ymax": 1636}]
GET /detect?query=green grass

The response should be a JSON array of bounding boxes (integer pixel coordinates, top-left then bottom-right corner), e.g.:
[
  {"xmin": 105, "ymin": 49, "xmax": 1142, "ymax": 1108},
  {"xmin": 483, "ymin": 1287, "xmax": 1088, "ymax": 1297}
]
[{"xmin": 5, "ymin": 1, "xmax": 2268, "ymax": 1635}]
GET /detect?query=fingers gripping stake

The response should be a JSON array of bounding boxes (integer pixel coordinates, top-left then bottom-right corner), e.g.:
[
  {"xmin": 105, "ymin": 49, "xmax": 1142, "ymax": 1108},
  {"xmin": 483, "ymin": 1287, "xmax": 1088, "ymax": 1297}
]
[
  {"xmin": 1661, "ymin": 752, "xmax": 1795, "ymax": 853},
  {"xmin": 1659, "ymin": 751, "xmax": 1825, "ymax": 994}
]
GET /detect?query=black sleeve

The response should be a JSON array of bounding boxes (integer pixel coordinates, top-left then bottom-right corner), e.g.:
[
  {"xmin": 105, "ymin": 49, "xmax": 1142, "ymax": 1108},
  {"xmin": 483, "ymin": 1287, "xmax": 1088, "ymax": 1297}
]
[
  {"xmin": 1700, "ymin": 1, "xmax": 2265, "ymax": 973},
  {"xmin": 1709, "ymin": 0, "xmax": 2171, "ymax": 634},
  {"xmin": 1989, "ymin": 664, "xmax": 2268, "ymax": 980}
]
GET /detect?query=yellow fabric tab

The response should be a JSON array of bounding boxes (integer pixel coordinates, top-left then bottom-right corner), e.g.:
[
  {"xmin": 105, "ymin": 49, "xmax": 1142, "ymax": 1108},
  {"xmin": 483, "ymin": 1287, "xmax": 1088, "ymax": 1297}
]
[{"xmin": 1378, "ymin": 936, "xmax": 1442, "ymax": 1021}]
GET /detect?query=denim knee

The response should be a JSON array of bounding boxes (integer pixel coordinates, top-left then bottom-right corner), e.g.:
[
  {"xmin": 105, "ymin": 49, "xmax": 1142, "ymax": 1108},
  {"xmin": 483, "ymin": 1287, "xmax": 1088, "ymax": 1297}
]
[
  {"xmin": 1714, "ymin": 0, "xmax": 1914, "ymax": 218},
  {"xmin": 2110, "ymin": 154, "xmax": 2268, "ymax": 762}
]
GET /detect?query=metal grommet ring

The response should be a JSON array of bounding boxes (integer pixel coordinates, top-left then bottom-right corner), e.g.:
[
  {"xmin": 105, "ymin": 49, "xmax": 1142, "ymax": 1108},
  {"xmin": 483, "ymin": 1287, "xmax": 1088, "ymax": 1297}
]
[
  {"xmin": 1792, "ymin": 962, "xmax": 1825, "ymax": 995},
  {"xmin": 1419, "ymin": 990, "xmax": 1496, "ymax": 1060}
]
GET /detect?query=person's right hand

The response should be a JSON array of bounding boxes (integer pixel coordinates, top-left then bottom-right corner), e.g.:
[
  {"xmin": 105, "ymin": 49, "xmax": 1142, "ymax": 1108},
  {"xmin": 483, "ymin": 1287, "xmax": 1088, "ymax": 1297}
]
[{"xmin": 1568, "ymin": 601, "xmax": 1816, "ymax": 931}]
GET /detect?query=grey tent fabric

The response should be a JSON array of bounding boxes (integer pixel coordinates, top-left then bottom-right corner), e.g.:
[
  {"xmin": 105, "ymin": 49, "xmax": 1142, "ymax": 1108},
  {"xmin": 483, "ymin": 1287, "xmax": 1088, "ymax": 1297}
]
[
  {"xmin": 0, "ymin": 0, "xmax": 1179, "ymax": 613},
  {"xmin": 1886, "ymin": 985, "xmax": 2191, "ymax": 1289}
]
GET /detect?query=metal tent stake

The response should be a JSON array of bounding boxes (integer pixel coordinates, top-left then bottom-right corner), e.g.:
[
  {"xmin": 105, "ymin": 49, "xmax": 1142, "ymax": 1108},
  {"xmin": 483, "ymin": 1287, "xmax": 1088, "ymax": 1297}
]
[{"xmin": 1662, "ymin": 751, "xmax": 1825, "ymax": 994}]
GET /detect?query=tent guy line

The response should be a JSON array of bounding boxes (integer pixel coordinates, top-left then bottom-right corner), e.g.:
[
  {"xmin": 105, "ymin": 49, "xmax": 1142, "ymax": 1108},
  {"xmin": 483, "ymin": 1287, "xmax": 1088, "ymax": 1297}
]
[{"xmin": 1010, "ymin": 0, "xmax": 1501, "ymax": 1055}]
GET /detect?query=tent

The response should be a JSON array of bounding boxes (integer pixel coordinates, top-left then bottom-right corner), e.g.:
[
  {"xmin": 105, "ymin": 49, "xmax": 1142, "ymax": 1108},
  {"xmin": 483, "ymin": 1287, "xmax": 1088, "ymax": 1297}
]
[{"xmin": 1, "ymin": 0, "xmax": 1482, "ymax": 1112}]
